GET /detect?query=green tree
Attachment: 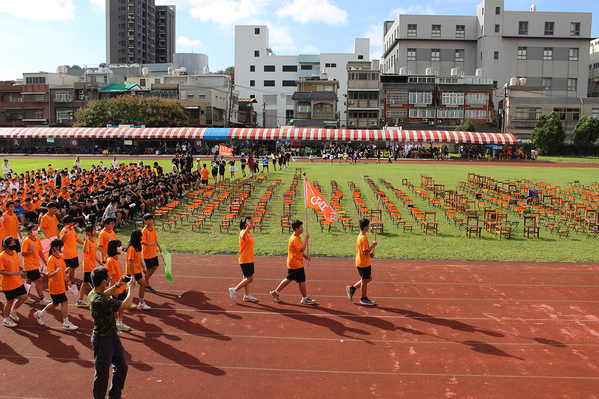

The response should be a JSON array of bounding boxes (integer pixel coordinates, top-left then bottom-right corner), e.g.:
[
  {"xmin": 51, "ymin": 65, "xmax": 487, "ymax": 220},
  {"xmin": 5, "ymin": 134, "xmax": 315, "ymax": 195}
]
[
  {"xmin": 572, "ymin": 116, "xmax": 599, "ymax": 155},
  {"xmin": 216, "ymin": 66, "xmax": 235, "ymax": 75},
  {"xmin": 455, "ymin": 119, "xmax": 475, "ymax": 132},
  {"xmin": 530, "ymin": 112, "xmax": 566, "ymax": 155},
  {"xmin": 74, "ymin": 95, "xmax": 188, "ymax": 127}
]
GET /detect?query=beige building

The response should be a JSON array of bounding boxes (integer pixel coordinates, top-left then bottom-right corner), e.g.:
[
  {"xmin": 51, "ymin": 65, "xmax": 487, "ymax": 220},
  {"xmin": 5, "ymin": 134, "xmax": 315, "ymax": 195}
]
[
  {"xmin": 347, "ymin": 60, "xmax": 381, "ymax": 129},
  {"xmin": 290, "ymin": 77, "xmax": 339, "ymax": 128},
  {"xmin": 589, "ymin": 38, "xmax": 599, "ymax": 97}
]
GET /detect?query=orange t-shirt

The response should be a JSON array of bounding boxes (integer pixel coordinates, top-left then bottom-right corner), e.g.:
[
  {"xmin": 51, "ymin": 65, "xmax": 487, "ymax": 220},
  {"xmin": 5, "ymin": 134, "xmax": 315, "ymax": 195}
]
[
  {"xmin": 200, "ymin": 168, "xmax": 210, "ymax": 180},
  {"xmin": 286, "ymin": 234, "xmax": 304, "ymax": 270},
  {"xmin": 141, "ymin": 226, "xmax": 158, "ymax": 259},
  {"xmin": 98, "ymin": 229, "xmax": 117, "ymax": 260},
  {"xmin": 238, "ymin": 230, "xmax": 254, "ymax": 264},
  {"xmin": 60, "ymin": 226, "xmax": 79, "ymax": 260},
  {"xmin": 83, "ymin": 239, "xmax": 98, "ymax": 273},
  {"xmin": 21, "ymin": 237, "xmax": 43, "ymax": 271},
  {"xmin": 126, "ymin": 246, "xmax": 142, "ymax": 275},
  {"xmin": 106, "ymin": 256, "xmax": 126, "ymax": 294},
  {"xmin": 40, "ymin": 213, "xmax": 60, "ymax": 238},
  {"xmin": 0, "ymin": 223, "xmax": 6, "ymax": 243},
  {"xmin": 3, "ymin": 212, "xmax": 19, "ymax": 238},
  {"xmin": 46, "ymin": 255, "xmax": 67, "ymax": 295},
  {"xmin": 0, "ymin": 251, "xmax": 22, "ymax": 291},
  {"xmin": 355, "ymin": 234, "xmax": 371, "ymax": 268}
]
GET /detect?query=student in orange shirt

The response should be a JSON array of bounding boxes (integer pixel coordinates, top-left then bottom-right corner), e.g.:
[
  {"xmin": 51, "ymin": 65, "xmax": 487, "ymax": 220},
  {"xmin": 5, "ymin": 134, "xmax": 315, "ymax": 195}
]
[
  {"xmin": 59, "ymin": 215, "xmax": 84, "ymax": 285},
  {"xmin": 34, "ymin": 239, "xmax": 78, "ymax": 330},
  {"xmin": 77, "ymin": 225, "xmax": 103, "ymax": 308},
  {"xmin": 270, "ymin": 219, "xmax": 316, "ymax": 305},
  {"xmin": 0, "ymin": 210, "xmax": 6, "ymax": 243},
  {"xmin": 141, "ymin": 214, "xmax": 162, "ymax": 293},
  {"xmin": 346, "ymin": 218, "xmax": 377, "ymax": 306},
  {"xmin": 3, "ymin": 201, "xmax": 22, "ymax": 252},
  {"xmin": 22, "ymin": 224, "xmax": 51, "ymax": 306},
  {"xmin": 98, "ymin": 218, "xmax": 117, "ymax": 262},
  {"xmin": 228, "ymin": 217, "xmax": 258, "ymax": 303},
  {"xmin": 39, "ymin": 202, "xmax": 60, "ymax": 239},
  {"xmin": 106, "ymin": 239, "xmax": 131, "ymax": 331},
  {"xmin": 200, "ymin": 164, "xmax": 210, "ymax": 185},
  {"xmin": 0, "ymin": 236, "xmax": 27, "ymax": 328},
  {"xmin": 125, "ymin": 229, "xmax": 150, "ymax": 310}
]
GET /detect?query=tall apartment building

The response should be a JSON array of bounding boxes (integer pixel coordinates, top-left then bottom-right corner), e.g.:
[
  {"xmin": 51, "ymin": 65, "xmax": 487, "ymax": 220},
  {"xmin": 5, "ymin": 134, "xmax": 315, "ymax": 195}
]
[
  {"xmin": 382, "ymin": 0, "xmax": 592, "ymax": 104},
  {"xmin": 346, "ymin": 60, "xmax": 381, "ymax": 129},
  {"xmin": 106, "ymin": 0, "xmax": 176, "ymax": 65},
  {"xmin": 589, "ymin": 38, "xmax": 599, "ymax": 97},
  {"xmin": 235, "ymin": 25, "xmax": 370, "ymax": 127}
]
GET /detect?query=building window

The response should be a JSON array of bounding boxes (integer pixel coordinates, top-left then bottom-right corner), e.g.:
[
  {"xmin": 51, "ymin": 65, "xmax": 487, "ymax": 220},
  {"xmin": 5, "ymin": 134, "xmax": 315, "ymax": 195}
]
[
  {"xmin": 249, "ymin": 94, "xmax": 255, "ymax": 99},
  {"xmin": 386, "ymin": 91, "xmax": 408, "ymax": 105},
  {"xmin": 494, "ymin": 51, "xmax": 499, "ymax": 60},
  {"xmin": 264, "ymin": 80, "xmax": 275, "ymax": 87},
  {"xmin": 592, "ymin": 109, "xmax": 599, "ymax": 118},
  {"xmin": 493, "ymin": 81, "xmax": 498, "ymax": 89},
  {"xmin": 570, "ymin": 22, "xmax": 580, "ymax": 36},
  {"xmin": 55, "ymin": 92, "xmax": 72, "ymax": 102},
  {"xmin": 409, "ymin": 108, "xmax": 435, "ymax": 118},
  {"xmin": 254, "ymin": 50, "xmax": 259, "ymax": 57},
  {"xmin": 567, "ymin": 78, "xmax": 577, "ymax": 91},
  {"xmin": 543, "ymin": 48, "xmax": 553, "ymax": 61},
  {"xmin": 407, "ymin": 24, "xmax": 417, "ymax": 37},
  {"xmin": 495, "ymin": 24, "xmax": 500, "ymax": 33},
  {"xmin": 465, "ymin": 110, "xmax": 487, "ymax": 119},
  {"xmin": 4, "ymin": 109, "xmax": 24, "ymax": 119},
  {"xmin": 569, "ymin": 48, "xmax": 579, "ymax": 61},
  {"xmin": 408, "ymin": 92, "xmax": 432, "ymax": 105},
  {"xmin": 56, "ymin": 109, "xmax": 72, "ymax": 120},
  {"xmin": 264, "ymin": 65, "xmax": 275, "ymax": 72},
  {"xmin": 282, "ymin": 80, "xmax": 297, "ymax": 87},
  {"xmin": 250, "ymin": 65, "xmax": 255, "ymax": 72},
  {"xmin": 331, "ymin": 63, "xmax": 336, "ymax": 68},
  {"xmin": 282, "ymin": 65, "xmax": 297, "ymax": 72},
  {"xmin": 495, "ymin": 6, "xmax": 500, "ymax": 15},
  {"xmin": 442, "ymin": 91, "xmax": 464, "ymax": 105},
  {"xmin": 515, "ymin": 107, "xmax": 542, "ymax": 120},
  {"xmin": 455, "ymin": 49, "xmax": 464, "ymax": 62},
  {"xmin": 358, "ymin": 55, "xmax": 364, "ymax": 60},
  {"xmin": 465, "ymin": 93, "xmax": 487, "ymax": 104},
  {"xmin": 544, "ymin": 22, "xmax": 554, "ymax": 35},
  {"xmin": 255, "ymin": 28, "xmax": 260, "ymax": 34},
  {"xmin": 25, "ymin": 77, "xmax": 46, "ymax": 84},
  {"xmin": 325, "ymin": 63, "xmax": 331, "ymax": 67},
  {"xmin": 300, "ymin": 64, "xmax": 312, "ymax": 70},
  {"xmin": 518, "ymin": 21, "xmax": 528, "ymax": 35},
  {"xmin": 407, "ymin": 48, "xmax": 416, "ymax": 61},
  {"xmin": 432, "ymin": 25, "xmax": 441, "ymax": 37},
  {"xmin": 455, "ymin": 25, "xmax": 465, "ymax": 38},
  {"xmin": 250, "ymin": 80, "xmax": 255, "ymax": 87},
  {"xmin": 139, "ymin": 78, "xmax": 146, "ymax": 86},
  {"xmin": 436, "ymin": 108, "xmax": 463, "ymax": 119},
  {"xmin": 431, "ymin": 49, "xmax": 440, "ymax": 61},
  {"xmin": 297, "ymin": 105, "xmax": 310, "ymax": 113},
  {"xmin": 386, "ymin": 109, "xmax": 408, "ymax": 119},
  {"xmin": 554, "ymin": 108, "xmax": 579, "ymax": 120},
  {"xmin": 517, "ymin": 47, "xmax": 527, "ymax": 60},
  {"xmin": 541, "ymin": 78, "xmax": 552, "ymax": 88}
]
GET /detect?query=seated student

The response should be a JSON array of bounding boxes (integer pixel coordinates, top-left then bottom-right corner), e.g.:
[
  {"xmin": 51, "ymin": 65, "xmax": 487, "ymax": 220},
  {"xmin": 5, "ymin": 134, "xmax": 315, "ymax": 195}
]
[{"xmin": 67, "ymin": 201, "xmax": 85, "ymax": 231}]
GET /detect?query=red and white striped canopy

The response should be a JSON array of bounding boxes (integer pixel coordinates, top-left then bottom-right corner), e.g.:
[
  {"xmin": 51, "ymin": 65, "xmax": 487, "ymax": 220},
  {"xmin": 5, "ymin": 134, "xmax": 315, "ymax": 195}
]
[{"xmin": 0, "ymin": 127, "xmax": 517, "ymax": 144}]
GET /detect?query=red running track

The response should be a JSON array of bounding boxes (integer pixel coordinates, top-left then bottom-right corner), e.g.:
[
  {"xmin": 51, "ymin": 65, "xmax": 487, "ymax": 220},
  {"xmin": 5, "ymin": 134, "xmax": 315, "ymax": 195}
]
[{"xmin": 1, "ymin": 255, "xmax": 598, "ymax": 398}]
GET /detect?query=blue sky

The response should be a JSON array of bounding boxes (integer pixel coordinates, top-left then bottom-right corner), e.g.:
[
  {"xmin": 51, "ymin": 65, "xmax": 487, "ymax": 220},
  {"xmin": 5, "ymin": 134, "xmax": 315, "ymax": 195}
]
[{"xmin": 0, "ymin": 0, "xmax": 597, "ymax": 81}]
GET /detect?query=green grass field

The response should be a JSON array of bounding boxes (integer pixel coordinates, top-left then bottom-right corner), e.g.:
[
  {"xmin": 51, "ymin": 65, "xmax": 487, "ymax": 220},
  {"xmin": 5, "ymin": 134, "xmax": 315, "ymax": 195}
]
[{"xmin": 6, "ymin": 157, "xmax": 598, "ymax": 262}]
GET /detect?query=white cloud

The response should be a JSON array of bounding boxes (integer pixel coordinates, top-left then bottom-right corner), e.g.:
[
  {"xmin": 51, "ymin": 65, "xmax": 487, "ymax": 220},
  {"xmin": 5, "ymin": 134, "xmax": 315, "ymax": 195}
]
[
  {"xmin": 277, "ymin": 0, "xmax": 347, "ymax": 25},
  {"xmin": 89, "ymin": 0, "xmax": 104, "ymax": 11},
  {"xmin": 389, "ymin": 5, "xmax": 435, "ymax": 16},
  {"xmin": 301, "ymin": 45, "xmax": 319, "ymax": 53},
  {"xmin": 177, "ymin": 36, "xmax": 202, "ymax": 48},
  {"xmin": 0, "ymin": 0, "xmax": 76, "ymax": 21},
  {"xmin": 267, "ymin": 24, "xmax": 297, "ymax": 53},
  {"xmin": 0, "ymin": 66, "xmax": 18, "ymax": 82},
  {"xmin": 188, "ymin": 0, "xmax": 270, "ymax": 30}
]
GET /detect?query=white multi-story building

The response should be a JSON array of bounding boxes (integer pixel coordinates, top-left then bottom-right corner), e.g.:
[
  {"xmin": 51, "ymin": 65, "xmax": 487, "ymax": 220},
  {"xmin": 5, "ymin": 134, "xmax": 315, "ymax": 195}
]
[
  {"xmin": 382, "ymin": 0, "xmax": 592, "ymax": 104},
  {"xmin": 235, "ymin": 25, "xmax": 370, "ymax": 127},
  {"xmin": 589, "ymin": 38, "xmax": 599, "ymax": 97}
]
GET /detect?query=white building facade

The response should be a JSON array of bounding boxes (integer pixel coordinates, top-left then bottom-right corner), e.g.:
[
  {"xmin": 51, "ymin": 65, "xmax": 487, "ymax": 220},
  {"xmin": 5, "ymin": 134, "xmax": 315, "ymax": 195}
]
[
  {"xmin": 382, "ymin": 0, "xmax": 592, "ymax": 104},
  {"xmin": 235, "ymin": 25, "xmax": 370, "ymax": 127},
  {"xmin": 589, "ymin": 38, "xmax": 599, "ymax": 97}
]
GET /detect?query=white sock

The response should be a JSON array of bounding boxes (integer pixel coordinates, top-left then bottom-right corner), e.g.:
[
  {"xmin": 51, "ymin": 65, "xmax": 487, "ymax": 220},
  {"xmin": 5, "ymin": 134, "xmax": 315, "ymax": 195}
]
[
  {"xmin": 63, "ymin": 318, "xmax": 69, "ymax": 324},
  {"xmin": 10, "ymin": 309, "xmax": 17, "ymax": 315},
  {"xmin": 4, "ymin": 317, "xmax": 10, "ymax": 322},
  {"xmin": 118, "ymin": 318, "xmax": 123, "ymax": 324}
]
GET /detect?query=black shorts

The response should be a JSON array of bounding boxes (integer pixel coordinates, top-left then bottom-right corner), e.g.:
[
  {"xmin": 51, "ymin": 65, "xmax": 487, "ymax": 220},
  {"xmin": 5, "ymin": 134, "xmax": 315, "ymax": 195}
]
[
  {"xmin": 285, "ymin": 267, "xmax": 306, "ymax": 283},
  {"xmin": 134, "ymin": 272, "xmax": 143, "ymax": 281},
  {"xmin": 212, "ymin": 170, "xmax": 217, "ymax": 177},
  {"xmin": 241, "ymin": 164, "xmax": 246, "ymax": 170},
  {"xmin": 83, "ymin": 272, "xmax": 92, "ymax": 283},
  {"xmin": 26, "ymin": 269, "xmax": 42, "ymax": 281},
  {"xmin": 240, "ymin": 262, "xmax": 254, "ymax": 277},
  {"xmin": 201, "ymin": 179, "xmax": 208, "ymax": 185},
  {"xmin": 358, "ymin": 266, "xmax": 372, "ymax": 279},
  {"xmin": 64, "ymin": 257, "xmax": 79, "ymax": 269},
  {"xmin": 51, "ymin": 292, "xmax": 68, "ymax": 305},
  {"xmin": 114, "ymin": 291, "xmax": 126, "ymax": 301},
  {"xmin": 144, "ymin": 256, "xmax": 159, "ymax": 269},
  {"xmin": 4, "ymin": 284, "xmax": 26, "ymax": 300}
]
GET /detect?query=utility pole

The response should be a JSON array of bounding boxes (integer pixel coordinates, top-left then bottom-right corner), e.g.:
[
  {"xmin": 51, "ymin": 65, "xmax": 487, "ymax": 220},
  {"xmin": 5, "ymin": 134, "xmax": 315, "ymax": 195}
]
[
  {"xmin": 263, "ymin": 102, "xmax": 266, "ymax": 128},
  {"xmin": 502, "ymin": 84, "xmax": 507, "ymax": 134},
  {"xmin": 226, "ymin": 75, "xmax": 234, "ymax": 127}
]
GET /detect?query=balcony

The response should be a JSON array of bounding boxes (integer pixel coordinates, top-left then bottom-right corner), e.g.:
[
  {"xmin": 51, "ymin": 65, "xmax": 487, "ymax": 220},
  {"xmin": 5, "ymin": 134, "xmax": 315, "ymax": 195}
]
[
  {"xmin": 348, "ymin": 118, "xmax": 379, "ymax": 128},
  {"xmin": 55, "ymin": 95, "xmax": 73, "ymax": 103},
  {"xmin": 312, "ymin": 112, "xmax": 337, "ymax": 119},
  {"xmin": 347, "ymin": 99, "xmax": 379, "ymax": 109}
]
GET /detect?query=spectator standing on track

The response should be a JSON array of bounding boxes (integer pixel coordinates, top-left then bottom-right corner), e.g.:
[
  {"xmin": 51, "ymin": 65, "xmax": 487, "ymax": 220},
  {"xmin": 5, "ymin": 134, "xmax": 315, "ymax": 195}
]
[
  {"xmin": 0, "ymin": 236, "xmax": 27, "ymax": 328},
  {"xmin": 346, "ymin": 218, "xmax": 377, "ymax": 306},
  {"xmin": 88, "ymin": 266, "xmax": 134, "ymax": 399},
  {"xmin": 270, "ymin": 220, "xmax": 316, "ymax": 305},
  {"xmin": 228, "ymin": 217, "xmax": 258, "ymax": 303}
]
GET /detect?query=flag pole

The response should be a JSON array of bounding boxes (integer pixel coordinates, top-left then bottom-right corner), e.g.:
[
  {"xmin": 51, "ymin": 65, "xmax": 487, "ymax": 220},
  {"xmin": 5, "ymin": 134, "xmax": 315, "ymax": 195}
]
[
  {"xmin": 373, "ymin": 193, "xmax": 381, "ymax": 255},
  {"xmin": 303, "ymin": 172, "xmax": 310, "ymax": 267}
]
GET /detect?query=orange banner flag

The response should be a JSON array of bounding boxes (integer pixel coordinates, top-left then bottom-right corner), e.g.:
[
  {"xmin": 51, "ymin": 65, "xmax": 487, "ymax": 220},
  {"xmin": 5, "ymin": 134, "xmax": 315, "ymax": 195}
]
[
  {"xmin": 219, "ymin": 145, "xmax": 232, "ymax": 157},
  {"xmin": 304, "ymin": 177, "xmax": 339, "ymax": 223}
]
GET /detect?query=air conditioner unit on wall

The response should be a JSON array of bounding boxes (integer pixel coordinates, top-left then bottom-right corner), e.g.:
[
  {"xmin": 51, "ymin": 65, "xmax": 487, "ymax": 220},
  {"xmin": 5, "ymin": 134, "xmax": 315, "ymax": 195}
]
[
  {"xmin": 422, "ymin": 118, "xmax": 428, "ymax": 123},
  {"xmin": 437, "ymin": 120, "xmax": 442, "ymax": 124},
  {"xmin": 399, "ymin": 118, "xmax": 404, "ymax": 123},
  {"xmin": 348, "ymin": 120, "xmax": 355, "ymax": 126},
  {"xmin": 348, "ymin": 100, "xmax": 354, "ymax": 104},
  {"xmin": 57, "ymin": 119, "xmax": 62, "ymax": 123},
  {"xmin": 457, "ymin": 119, "xmax": 463, "ymax": 123},
  {"xmin": 429, "ymin": 121, "xmax": 435, "ymax": 126}
]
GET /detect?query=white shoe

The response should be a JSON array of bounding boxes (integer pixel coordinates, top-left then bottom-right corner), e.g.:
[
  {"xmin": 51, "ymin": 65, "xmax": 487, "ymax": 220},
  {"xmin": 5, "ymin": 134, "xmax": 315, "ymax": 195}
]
[
  {"xmin": 117, "ymin": 322, "xmax": 131, "ymax": 331},
  {"xmin": 24, "ymin": 297, "xmax": 35, "ymax": 305},
  {"xmin": 300, "ymin": 297, "xmax": 317, "ymax": 305},
  {"xmin": 40, "ymin": 297, "xmax": 52, "ymax": 306},
  {"xmin": 138, "ymin": 301, "xmax": 151, "ymax": 311},
  {"xmin": 3, "ymin": 318, "xmax": 17, "ymax": 328},
  {"xmin": 228, "ymin": 287, "xmax": 237, "ymax": 302},
  {"xmin": 62, "ymin": 322, "xmax": 79, "ymax": 331},
  {"xmin": 9, "ymin": 312, "xmax": 20, "ymax": 322},
  {"xmin": 243, "ymin": 295, "xmax": 258, "ymax": 302},
  {"xmin": 34, "ymin": 311, "xmax": 45, "ymax": 326}
]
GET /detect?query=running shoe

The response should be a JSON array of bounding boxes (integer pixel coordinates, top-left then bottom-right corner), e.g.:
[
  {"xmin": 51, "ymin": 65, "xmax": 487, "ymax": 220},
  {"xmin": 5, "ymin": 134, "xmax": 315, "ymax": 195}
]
[
  {"xmin": 138, "ymin": 301, "xmax": 151, "ymax": 311},
  {"xmin": 34, "ymin": 311, "xmax": 45, "ymax": 326},
  {"xmin": 62, "ymin": 322, "xmax": 79, "ymax": 331},
  {"xmin": 270, "ymin": 291, "xmax": 281, "ymax": 303},
  {"xmin": 9, "ymin": 312, "xmax": 20, "ymax": 322},
  {"xmin": 228, "ymin": 287, "xmax": 237, "ymax": 302},
  {"xmin": 346, "ymin": 286, "xmax": 356, "ymax": 301},
  {"xmin": 145, "ymin": 285, "xmax": 155, "ymax": 293},
  {"xmin": 76, "ymin": 299, "xmax": 89, "ymax": 308},
  {"xmin": 129, "ymin": 303, "xmax": 137, "ymax": 309},
  {"xmin": 3, "ymin": 318, "xmax": 17, "ymax": 328},
  {"xmin": 24, "ymin": 297, "xmax": 36, "ymax": 305},
  {"xmin": 300, "ymin": 297, "xmax": 317, "ymax": 305},
  {"xmin": 40, "ymin": 298, "xmax": 51, "ymax": 306},
  {"xmin": 116, "ymin": 322, "xmax": 131, "ymax": 331},
  {"xmin": 359, "ymin": 298, "xmax": 376, "ymax": 306},
  {"xmin": 243, "ymin": 295, "xmax": 258, "ymax": 302}
]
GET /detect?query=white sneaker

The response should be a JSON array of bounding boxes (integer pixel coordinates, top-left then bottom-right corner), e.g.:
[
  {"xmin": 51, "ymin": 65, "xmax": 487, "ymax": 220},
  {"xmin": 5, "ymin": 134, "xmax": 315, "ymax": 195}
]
[
  {"xmin": 34, "ymin": 311, "xmax": 45, "ymax": 326},
  {"xmin": 40, "ymin": 297, "xmax": 52, "ymax": 306},
  {"xmin": 9, "ymin": 312, "xmax": 20, "ymax": 322},
  {"xmin": 300, "ymin": 297, "xmax": 317, "ymax": 305},
  {"xmin": 3, "ymin": 318, "xmax": 17, "ymax": 328},
  {"xmin": 129, "ymin": 303, "xmax": 137, "ymax": 309},
  {"xmin": 76, "ymin": 226, "xmax": 83, "ymax": 232},
  {"xmin": 62, "ymin": 322, "xmax": 79, "ymax": 331},
  {"xmin": 117, "ymin": 322, "xmax": 131, "ymax": 331},
  {"xmin": 243, "ymin": 295, "xmax": 258, "ymax": 302},
  {"xmin": 138, "ymin": 301, "xmax": 151, "ymax": 311},
  {"xmin": 24, "ymin": 297, "xmax": 36, "ymax": 305},
  {"xmin": 228, "ymin": 287, "xmax": 237, "ymax": 302}
]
